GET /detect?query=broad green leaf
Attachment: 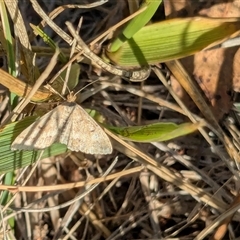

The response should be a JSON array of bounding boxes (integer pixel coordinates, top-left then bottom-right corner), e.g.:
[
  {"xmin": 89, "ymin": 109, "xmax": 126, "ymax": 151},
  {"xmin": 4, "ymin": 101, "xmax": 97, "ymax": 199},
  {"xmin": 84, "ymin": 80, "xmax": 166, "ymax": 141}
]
[
  {"xmin": 110, "ymin": 0, "xmax": 162, "ymax": 52},
  {"xmin": 106, "ymin": 17, "xmax": 240, "ymax": 67},
  {"xmin": 108, "ymin": 122, "xmax": 202, "ymax": 142}
]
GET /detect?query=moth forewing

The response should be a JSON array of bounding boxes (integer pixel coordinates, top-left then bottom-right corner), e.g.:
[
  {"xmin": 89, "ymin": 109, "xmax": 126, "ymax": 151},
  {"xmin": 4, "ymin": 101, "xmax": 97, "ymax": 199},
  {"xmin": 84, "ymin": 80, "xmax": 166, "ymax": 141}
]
[{"xmin": 11, "ymin": 108, "xmax": 62, "ymax": 150}]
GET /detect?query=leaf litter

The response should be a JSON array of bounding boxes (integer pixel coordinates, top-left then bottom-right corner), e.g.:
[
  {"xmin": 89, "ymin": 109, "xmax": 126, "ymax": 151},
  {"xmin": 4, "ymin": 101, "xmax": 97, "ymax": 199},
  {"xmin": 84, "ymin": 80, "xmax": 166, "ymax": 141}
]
[{"xmin": 0, "ymin": 1, "xmax": 239, "ymax": 239}]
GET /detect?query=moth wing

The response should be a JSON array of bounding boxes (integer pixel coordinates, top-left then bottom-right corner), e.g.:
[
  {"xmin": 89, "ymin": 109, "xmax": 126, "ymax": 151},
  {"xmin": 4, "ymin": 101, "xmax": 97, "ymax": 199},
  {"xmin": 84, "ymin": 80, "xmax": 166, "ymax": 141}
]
[
  {"xmin": 11, "ymin": 105, "xmax": 71, "ymax": 150},
  {"xmin": 59, "ymin": 104, "xmax": 112, "ymax": 154}
]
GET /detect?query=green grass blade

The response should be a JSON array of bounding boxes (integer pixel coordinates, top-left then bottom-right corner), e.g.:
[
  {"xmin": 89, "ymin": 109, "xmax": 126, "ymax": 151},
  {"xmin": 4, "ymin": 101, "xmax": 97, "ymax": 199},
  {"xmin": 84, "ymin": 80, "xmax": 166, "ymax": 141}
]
[
  {"xmin": 0, "ymin": 1, "xmax": 16, "ymax": 75},
  {"xmin": 0, "ymin": 172, "xmax": 13, "ymax": 205},
  {"xmin": 30, "ymin": 23, "xmax": 67, "ymax": 63},
  {"xmin": 109, "ymin": 122, "xmax": 202, "ymax": 142},
  {"xmin": 0, "ymin": 1, "xmax": 18, "ymax": 109},
  {"xmin": 110, "ymin": 0, "xmax": 162, "ymax": 52},
  {"xmin": 0, "ymin": 2, "xmax": 17, "ymax": 208},
  {"xmin": 106, "ymin": 17, "xmax": 240, "ymax": 67}
]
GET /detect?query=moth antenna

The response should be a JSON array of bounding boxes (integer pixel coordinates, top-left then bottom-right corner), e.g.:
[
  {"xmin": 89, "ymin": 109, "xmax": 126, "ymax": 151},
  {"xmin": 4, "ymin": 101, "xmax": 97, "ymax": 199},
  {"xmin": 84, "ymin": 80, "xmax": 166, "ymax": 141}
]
[{"xmin": 74, "ymin": 78, "xmax": 101, "ymax": 97}]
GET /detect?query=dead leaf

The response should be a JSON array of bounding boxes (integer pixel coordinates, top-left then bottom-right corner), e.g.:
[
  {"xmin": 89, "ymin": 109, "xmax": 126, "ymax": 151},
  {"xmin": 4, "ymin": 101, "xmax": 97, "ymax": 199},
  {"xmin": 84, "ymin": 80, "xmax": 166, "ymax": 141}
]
[{"xmin": 164, "ymin": 0, "xmax": 240, "ymax": 120}]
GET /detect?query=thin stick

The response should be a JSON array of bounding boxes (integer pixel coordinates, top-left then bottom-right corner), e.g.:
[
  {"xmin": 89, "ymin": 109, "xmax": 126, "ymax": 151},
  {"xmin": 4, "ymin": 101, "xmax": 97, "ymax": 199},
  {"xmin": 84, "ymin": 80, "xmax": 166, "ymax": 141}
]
[
  {"xmin": 40, "ymin": 0, "xmax": 108, "ymax": 29},
  {"xmin": 61, "ymin": 18, "xmax": 83, "ymax": 95},
  {"xmin": 66, "ymin": 21, "xmax": 151, "ymax": 82}
]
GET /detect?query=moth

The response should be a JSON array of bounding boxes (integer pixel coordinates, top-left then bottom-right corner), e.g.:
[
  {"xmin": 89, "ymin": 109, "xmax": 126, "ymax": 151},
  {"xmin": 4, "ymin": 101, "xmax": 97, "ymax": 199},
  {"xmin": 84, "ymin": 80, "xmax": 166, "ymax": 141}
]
[{"xmin": 11, "ymin": 96, "xmax": 112, "ymax": 155}]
